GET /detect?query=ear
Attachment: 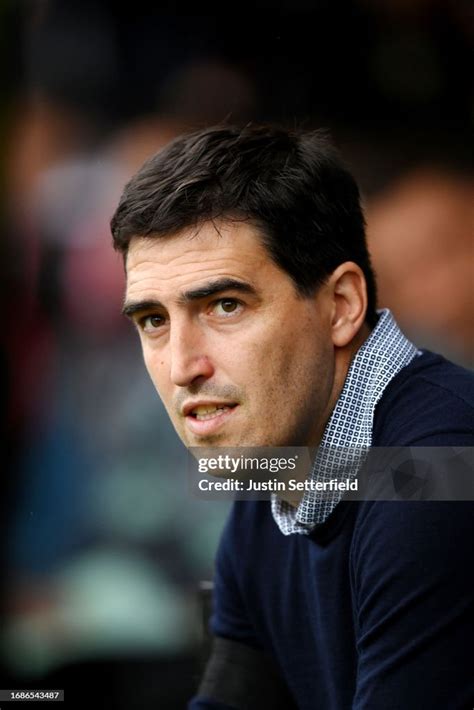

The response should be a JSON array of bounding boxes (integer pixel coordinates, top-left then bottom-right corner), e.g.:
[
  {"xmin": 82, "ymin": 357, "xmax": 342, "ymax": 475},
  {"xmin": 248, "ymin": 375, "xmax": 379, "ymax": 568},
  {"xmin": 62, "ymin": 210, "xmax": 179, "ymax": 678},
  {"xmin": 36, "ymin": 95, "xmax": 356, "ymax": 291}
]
[{"xmin": 328, "ymin": 262, "xmax": 368, "ymax": 348}]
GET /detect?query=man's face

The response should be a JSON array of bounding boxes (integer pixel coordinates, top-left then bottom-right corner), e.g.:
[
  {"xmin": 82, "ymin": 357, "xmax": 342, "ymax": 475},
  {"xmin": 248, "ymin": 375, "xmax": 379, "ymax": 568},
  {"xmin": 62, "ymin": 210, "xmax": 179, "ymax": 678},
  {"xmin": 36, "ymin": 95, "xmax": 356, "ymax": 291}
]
[{"xmin": 124, "ymin": 221, "xmax": 337, "ymax": 448}]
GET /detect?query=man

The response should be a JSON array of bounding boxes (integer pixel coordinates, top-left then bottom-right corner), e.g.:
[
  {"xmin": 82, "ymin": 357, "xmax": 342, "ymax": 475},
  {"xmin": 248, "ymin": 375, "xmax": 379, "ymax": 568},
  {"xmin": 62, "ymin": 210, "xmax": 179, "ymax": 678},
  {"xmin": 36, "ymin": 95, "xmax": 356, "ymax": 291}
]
[{"xmin": 110, "ymin": 125, "xmax": 473, "ymax": 709}]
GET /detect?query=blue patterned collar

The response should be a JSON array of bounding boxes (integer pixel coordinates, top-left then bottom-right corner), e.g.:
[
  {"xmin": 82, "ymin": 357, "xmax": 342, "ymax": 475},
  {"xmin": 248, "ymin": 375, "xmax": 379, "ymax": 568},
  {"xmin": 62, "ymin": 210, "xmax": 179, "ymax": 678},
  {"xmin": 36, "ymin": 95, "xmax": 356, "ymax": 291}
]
[{"xmin": 271, "ymin": 309, "xmax": 419, "ymax": 535}]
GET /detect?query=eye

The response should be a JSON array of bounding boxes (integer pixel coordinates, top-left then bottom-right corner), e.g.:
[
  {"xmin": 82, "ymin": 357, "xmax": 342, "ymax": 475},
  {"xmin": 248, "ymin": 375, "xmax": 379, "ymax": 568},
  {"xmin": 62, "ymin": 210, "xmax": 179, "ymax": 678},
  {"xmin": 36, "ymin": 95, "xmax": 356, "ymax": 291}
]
[
  {"xmin": 139, "ymin": 314, "xmax": 166, "ymax": 333},
  {"xmin": 212, "ymin": 298, "xmax": 243, "ymax": 317}
]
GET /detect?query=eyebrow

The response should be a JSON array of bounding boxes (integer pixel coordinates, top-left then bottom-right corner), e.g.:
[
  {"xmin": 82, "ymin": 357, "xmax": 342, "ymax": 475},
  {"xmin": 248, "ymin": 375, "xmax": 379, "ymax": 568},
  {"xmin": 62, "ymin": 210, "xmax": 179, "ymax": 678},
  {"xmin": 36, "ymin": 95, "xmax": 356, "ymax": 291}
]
[{"xmin": 122, "ymin": 278, "xmax": 257, "ymax": 318}]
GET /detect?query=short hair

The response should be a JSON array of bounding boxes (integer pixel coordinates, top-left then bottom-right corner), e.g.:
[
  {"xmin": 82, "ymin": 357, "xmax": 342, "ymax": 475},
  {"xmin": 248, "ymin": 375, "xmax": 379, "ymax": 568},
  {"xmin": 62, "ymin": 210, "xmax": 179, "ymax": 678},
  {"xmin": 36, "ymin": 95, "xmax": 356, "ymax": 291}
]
[{"xmin": 111, "ymin": 124, "xmax": 378, "ymax": 325}]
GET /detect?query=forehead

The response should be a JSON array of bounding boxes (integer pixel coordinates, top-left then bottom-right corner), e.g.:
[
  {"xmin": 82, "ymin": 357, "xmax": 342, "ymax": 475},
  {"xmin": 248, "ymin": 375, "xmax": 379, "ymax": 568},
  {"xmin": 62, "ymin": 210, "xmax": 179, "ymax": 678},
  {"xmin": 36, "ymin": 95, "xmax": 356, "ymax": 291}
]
[{"xmin": 125, "ymin": 221, "xmax": 280, "ymax": 300}]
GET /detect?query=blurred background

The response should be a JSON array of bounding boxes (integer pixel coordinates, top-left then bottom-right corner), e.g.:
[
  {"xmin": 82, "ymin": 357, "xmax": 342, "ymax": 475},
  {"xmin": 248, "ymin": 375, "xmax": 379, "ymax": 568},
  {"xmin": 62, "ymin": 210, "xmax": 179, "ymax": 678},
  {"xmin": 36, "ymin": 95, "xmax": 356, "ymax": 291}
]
[{"xmin": 1, "ymin": 1, "xmax": 472, "ymax": 707}]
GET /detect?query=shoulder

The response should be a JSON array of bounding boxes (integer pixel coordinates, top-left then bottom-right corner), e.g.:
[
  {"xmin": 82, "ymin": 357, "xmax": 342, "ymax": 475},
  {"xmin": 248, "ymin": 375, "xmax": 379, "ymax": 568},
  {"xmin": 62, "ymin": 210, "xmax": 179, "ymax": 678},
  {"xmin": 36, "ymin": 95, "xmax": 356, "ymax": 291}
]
[
  {"xmin": 351, "ymin": 499, "xmax": 474, "ymax": 609},
  {"xmin": 350, "ymin": 500, "xmax": 474, "ymax": 706},
  {"xmin": 373, "ymin": 350, "xmax": 474, "ymax": 445},
  {"xmin": 352, "ymin": 499, "xmax": 474, "ymax": 564}
]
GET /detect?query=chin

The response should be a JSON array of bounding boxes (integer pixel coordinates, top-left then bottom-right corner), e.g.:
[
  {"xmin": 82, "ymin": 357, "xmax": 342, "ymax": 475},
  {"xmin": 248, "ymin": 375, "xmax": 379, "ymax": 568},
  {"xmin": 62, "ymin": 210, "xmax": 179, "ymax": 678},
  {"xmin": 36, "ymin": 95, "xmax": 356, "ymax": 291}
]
[{"xmin": 187, "ymin": 433, "xmax": 233, "ymax": 448}]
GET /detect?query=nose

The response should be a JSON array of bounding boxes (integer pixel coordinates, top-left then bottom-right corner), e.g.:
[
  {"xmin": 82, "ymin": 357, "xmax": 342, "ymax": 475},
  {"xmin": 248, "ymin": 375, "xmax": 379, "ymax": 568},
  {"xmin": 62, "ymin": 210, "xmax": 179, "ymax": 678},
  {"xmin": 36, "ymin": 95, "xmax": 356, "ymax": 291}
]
[{"xmin": 169, "ymin": 319, "xmax": 215, "ymax": 387}]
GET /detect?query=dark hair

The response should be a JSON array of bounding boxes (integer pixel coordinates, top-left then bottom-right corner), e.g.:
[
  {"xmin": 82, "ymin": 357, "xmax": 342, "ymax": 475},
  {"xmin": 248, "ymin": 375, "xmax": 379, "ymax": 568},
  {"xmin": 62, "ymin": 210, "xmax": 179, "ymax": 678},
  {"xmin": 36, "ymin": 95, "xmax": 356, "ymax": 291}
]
[{"xmin": 111, "ymin": 124, "xmax": 377, "ymax": 325}]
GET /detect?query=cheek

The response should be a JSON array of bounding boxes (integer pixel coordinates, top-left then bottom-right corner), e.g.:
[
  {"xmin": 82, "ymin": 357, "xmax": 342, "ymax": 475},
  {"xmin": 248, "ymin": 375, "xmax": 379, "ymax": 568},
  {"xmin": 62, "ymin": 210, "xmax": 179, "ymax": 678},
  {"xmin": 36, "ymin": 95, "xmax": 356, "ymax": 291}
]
[
  {"xmin": 270, "ymin": 318, "xmax": 324, "ymax": 367},
  {"xmin": 239, "ymin": 333, "xmax": 301, "ymax": 403},
  {"xmin": 142, "ymin": 348, "xmax": 169, "ymax": 394},
  {"xmin": 266, "ymin": 324, "xmax": 331, "ymax": 396}
]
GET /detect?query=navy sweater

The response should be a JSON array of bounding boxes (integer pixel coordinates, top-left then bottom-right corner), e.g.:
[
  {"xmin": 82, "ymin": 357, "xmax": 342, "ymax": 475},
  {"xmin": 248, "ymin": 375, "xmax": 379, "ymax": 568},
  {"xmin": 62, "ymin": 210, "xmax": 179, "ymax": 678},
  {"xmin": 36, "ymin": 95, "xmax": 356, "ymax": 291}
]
[{"xmin": 191, "ymin": 352, "xmax": 474, "ymax": 709}]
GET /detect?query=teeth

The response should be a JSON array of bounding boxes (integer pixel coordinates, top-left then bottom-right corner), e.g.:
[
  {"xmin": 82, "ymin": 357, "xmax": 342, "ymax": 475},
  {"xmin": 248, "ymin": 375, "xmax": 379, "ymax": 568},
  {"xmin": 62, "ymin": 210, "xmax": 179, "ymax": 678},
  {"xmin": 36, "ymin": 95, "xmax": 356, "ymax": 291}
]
[{"xmin": 191, "ymin": 405, "xmax": 231, "ymax": 420}]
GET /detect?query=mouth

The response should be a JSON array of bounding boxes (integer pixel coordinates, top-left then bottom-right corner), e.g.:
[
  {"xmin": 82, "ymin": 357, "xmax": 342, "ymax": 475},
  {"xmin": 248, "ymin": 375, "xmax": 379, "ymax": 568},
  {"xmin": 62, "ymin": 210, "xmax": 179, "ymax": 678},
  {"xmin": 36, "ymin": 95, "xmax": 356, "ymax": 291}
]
[{"xmin": 183, "ymin": 402, "xmax": 239, "ymax": 437}]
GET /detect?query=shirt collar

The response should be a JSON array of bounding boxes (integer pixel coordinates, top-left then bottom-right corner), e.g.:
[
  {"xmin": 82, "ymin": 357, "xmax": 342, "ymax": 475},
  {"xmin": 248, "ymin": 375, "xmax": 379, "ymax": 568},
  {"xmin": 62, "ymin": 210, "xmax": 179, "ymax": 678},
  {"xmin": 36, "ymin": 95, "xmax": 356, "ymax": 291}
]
[{"xmin": 271, "ymin": 309, "xmax": 419, "ymax": 535}]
